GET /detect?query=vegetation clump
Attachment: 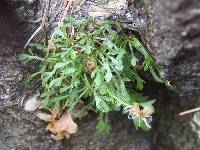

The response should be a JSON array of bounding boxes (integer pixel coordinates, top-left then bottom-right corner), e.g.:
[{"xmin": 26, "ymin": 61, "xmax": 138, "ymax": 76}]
[{"xmin": 20, "ymin": 16, "xmax": 165, "ymax": 139}]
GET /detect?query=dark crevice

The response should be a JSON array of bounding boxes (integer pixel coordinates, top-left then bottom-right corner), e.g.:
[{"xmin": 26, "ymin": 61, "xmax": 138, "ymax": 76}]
[{"xmin": 0, "ymin": 1, "xmax": 27, "ymax": 57}]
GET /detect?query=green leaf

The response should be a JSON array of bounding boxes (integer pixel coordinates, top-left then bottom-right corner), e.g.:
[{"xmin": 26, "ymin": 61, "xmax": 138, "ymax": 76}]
[
  {"xmin": 82, "ymin": 42, "xmax": 92, "ymax": 54},
  {"xmin": 49, "ymin": 76, "xmax": 63, "ymax": 87},
  {"xmin": 139, "ymin": 100, "xmax": 155, "ymax": 110},
  {"xmin": 70, "ymin": 50, "xmax": 77, "ymax": 60},
  {"xmin": 68, "ymin": 88, "xmax": 79, "ymax": 111},
  {"xmin": 54, "ymin": 27, "xmax": 66, "ymax": 38},
  {"xmin": 54, "ymin": 61, "xmax": 71, "ymax": 69},
  {"xmin": 42, "ymin": 97, "xmax": 54, "ymax": 108},
  {"xmin": 105, "ymin": 40, "xmax": 114, "ymax": 49},
  {"xmin": 149, "ymin": 67, "xmax": 164, "ymax": 83},
  {"xmin": 96, "ymin": 113, "xmax": 111, "ymax": 135},
  {"xmin": 131, "ymin": 38, "xmax": 148, "ymax": 57},
  {"xmin": 18, "ymin": 53, "xmax": 29, "ymax": 61},
  {"xmin": 18, "ymin": 53, "xmax": 44, "ymax": 63},
  {"xmin": 131, "ymin": 53, "xmax": 138, "ymax": 66},
  {"xmin": 130, "ymin": 93, "xmax": 149, "ymax": 103},
  {"xmin": 95, "ymin": 95, "xmax": 110, "ymax": 112},
  {"xmin": 59, "ymin": 85, "xmax": 70, "ymax": 93},
  {"xmin": 118, "ymin": 79, "xmax": 131, "ymax": 103},
  {"xmin": 63, "ymin": 67, "xmax": 75, "ymax": 75},
  {"xmin": 110, "ymin": 56, "xmax": 123, "ymax": 71},
  {"xmin": 133, "ymin": 117, "xmax": 151, "ymax": 131},
  {"xmin": 133, "ymin": 71, "xmax": 145, "ymax": 90},
  {"xmin": 94, "ymin": 70, "xmax": 104, "ymax": 87},
  {"xmin": 102, "ymin": 63, "xmax": 112, "ymax": 82}
]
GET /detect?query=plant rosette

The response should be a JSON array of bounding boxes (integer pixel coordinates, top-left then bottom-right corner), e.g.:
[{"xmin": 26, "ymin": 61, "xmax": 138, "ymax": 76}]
[{"xmin": 19, "ymin": 16, "xmax": 166, "ymax": 139}]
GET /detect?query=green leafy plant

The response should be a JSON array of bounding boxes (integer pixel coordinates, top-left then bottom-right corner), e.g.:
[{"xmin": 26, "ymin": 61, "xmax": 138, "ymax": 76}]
[{"xmin": 19, "ymin": 16, "xmax": 165, "ymax": 135}]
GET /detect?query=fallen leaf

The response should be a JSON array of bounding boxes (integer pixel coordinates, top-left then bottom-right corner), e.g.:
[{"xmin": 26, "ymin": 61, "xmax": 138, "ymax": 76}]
[
  {"xmin": 37, "ymin": 113, "xmax": 52, "ymax": 122},
  {"xmin": 47, "ymin": 122, "xmax": 56, "ymax": 134},
  {"xmin": 65, "ymin": 132, "xmax": 71, "ymax": 139},
  {"xmin": 50, "ymin": 131, "xmax": 71, "ymax": 140},
  {"xmin": 45, "ymin": 112, "xmax": 77, "ymax": 140},
  {"xmin": 51, "ymin": 132, "xmax": 65, "ymax": 140},
  {"xmin": 53, "ymin": 112, "xmax": 78, "ymax": 134}
]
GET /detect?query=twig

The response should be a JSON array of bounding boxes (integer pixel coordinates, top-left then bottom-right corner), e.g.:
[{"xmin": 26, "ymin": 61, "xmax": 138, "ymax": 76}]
[
  {"xmin": 24, "ymin": 26, "xmax": 43, "ymax": 48},
  {"xmin": 179, "ymin": 107, "xmax": 200, "ymax": 116}
]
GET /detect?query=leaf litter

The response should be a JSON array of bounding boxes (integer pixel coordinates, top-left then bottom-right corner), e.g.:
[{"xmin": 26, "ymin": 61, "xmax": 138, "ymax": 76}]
[{"xmin": 37, "ymin": 109, "xmax": 77, "ymax": 140}]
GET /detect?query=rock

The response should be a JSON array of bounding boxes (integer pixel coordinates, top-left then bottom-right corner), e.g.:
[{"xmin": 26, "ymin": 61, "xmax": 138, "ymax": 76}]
[
  {"xmin": 24, "ymin": 92, "xmax": 41, "ymax": 111},
  {"xmin": 0, "ymin": 0, "xmax": 200, "ymax": 149},
  {"xmin": 0, "ymin": 1, "xmax": 152, "ymax": 149},
  {"xmin": 0, "ymin": 107, "xmax": 152, "ymax": 150},
  {"xmin": 143, "ymin": 0, "xmax": 200, "ymax": 149},
  {"xmin": 146, "ymin": 0, "xmax": 200, "ymax": 101},
  {"xmin": 0, "ymin": 57, "xmax": 25, "ymax": 108}
]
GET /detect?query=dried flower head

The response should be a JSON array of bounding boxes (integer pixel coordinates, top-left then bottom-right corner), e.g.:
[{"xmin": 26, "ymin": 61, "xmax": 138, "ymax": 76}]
[
  {"xmin": 86, "ymin": 60, "xmax": 96, "ymax": 73},
  {"xmin": 123, "ymin": 103, "xmax": 154, "ymax": 128}
]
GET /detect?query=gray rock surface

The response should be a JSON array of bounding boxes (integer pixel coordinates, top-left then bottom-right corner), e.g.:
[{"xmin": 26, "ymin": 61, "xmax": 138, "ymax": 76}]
[
  {"xmin": 0, "ymin": 0, "xmax": 200, "ymax": 149},
  {"xmin": 0, "ymin": 1, "xmax": 152, "ymax": 150},
  {"xmin": 145, "ymin": 0, "xmax": 200, "ymax": 149},
  {"xmin": 0, "ymin": 108, "xmax": 152, "ymax": 150},
  {"xmin": 147, "ymin": 0, "xmax": 200, "ymax": 100}
]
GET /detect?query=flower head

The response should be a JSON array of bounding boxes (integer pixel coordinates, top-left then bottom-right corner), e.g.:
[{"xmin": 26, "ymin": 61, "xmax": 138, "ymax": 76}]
[{"xmin": 123, "ymin": 103, "xmax": 154, "ymax": 128}]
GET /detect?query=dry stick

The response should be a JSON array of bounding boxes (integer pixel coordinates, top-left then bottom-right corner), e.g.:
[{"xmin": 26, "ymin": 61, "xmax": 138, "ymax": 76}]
[
  {"xmin": 179, "ymin": 107, "xmax": 200, "ymax": 116},
  {"xmin": 24, "ymin": 26, "xmax": 43, "ymax": 48}
]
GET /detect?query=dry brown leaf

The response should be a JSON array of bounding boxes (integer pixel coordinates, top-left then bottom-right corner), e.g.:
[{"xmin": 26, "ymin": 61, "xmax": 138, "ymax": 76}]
[
  {"xmin": 65, "ymin": 132, "xmax": 71, "ymax": 139},
  {"xmin": 50, "ymin": 132, "xmax": 65, "ymax": 140},
  {"xmin": 38, "ymin": 107, "xmax": 77, "ymax": 140},
  {"xmin": 53, "ymin": 112, "xmax": 77, "ymax": 134},
  {"xmin": 37, "ymin": 113, "xmax": 52, "ymax": 122},
  {"xmin": 50, "ymin": 131, "xmax": 71, "ymax": 140},
  {"xmin": 46, "ymin": 122, "xmax": 56, "ymax": 134},
  {"xmin": 45, "ymin": 112, "xmax": 77, "ymax": 140}
]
